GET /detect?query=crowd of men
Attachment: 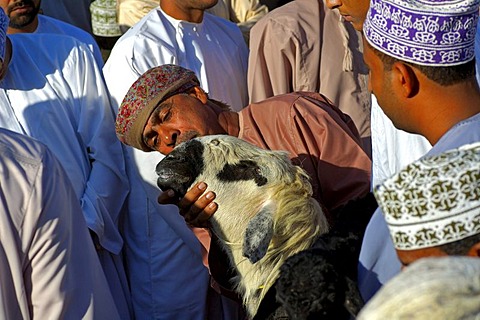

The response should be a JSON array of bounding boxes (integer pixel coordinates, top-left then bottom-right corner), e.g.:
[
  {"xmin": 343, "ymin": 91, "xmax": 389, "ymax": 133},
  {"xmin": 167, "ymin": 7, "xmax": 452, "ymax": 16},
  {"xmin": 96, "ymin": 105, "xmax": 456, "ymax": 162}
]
[{"xmin": 0, "ymin": 0, "xmax": 479, "ymax": 319}]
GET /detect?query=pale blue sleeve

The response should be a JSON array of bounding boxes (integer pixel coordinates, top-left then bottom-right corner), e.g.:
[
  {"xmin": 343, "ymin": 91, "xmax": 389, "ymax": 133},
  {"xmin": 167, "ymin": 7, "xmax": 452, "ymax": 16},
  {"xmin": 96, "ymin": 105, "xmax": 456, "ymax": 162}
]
[
  {"xmin": 73, "ymin": 42, "xmax": 130, "ymax": 254},
  {"xmin": 357, "ymin": 207, "xmax": 402, "ymax": 302}
]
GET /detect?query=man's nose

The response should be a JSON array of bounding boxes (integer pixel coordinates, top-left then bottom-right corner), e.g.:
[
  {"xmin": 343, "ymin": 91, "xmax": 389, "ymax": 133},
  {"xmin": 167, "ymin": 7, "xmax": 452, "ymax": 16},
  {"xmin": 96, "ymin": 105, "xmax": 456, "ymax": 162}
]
[{"xmin": 325, "ymin": 0, "xmax": 342, "ymax": 10}]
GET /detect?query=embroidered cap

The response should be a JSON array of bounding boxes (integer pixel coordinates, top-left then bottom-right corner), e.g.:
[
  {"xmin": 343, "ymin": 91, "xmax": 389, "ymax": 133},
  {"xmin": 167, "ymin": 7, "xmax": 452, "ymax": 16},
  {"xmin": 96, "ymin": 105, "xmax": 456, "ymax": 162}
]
[
  {"xmin": 115, "ymin": 64, "xmax": 200, "ymax": 151},
  {"xmin": 357, "ymin": 257, "xmax": 480, "ymax": 320},
  {"xmin": 90, "ymin": 0, "xmax": 122, "ymax": 37},
  {"xmin": 0, "ymin": 9, "xmax": 8, "ymax": 63},
  {"xmin": 363, "ymin": 0, "xmax": 480, "ymax": 66},
  {"xmin": 374, "ymin": 142, "xmax": 480, "ymax": 250}
]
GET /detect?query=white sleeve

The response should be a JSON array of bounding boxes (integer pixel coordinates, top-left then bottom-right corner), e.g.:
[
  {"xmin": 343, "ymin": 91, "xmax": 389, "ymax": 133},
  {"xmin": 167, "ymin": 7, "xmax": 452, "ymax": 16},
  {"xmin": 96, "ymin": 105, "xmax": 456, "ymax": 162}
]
[
  {"xmin": 26, "ymin": 144, "xmax": 120, "ymax": 319},
  {"xmin": 72, "ymin": 43, "xmax": 130, "ymax": 254}
]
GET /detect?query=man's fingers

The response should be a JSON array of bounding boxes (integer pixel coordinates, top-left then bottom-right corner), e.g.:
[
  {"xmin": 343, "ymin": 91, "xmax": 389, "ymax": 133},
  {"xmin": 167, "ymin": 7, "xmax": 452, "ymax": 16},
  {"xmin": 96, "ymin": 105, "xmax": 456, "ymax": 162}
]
[
  {"xmin": 178, "ymin": 182, "xmax": 207, "ymax": 209},
  {"xmin": 157, "ymin": 189, "xmax": 177, "ymax": 204},
  {"xmin": 187, "ymin": 201, "xmax": 218, "ymax": 227},
  {"xmin": 157, "ymin": 182, "xmax": 218, "ymax": 227},
  {"xmin": 183, "ymin": 190, "xmax": 216, "ymax": 221}
]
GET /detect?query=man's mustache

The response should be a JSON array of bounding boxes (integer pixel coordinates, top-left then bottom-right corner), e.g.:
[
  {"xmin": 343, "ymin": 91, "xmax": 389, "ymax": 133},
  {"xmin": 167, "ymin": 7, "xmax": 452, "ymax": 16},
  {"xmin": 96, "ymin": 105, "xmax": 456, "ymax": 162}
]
[{"xmin": 10, "ymin": 1, "xmax": 35, "ymax": 11}]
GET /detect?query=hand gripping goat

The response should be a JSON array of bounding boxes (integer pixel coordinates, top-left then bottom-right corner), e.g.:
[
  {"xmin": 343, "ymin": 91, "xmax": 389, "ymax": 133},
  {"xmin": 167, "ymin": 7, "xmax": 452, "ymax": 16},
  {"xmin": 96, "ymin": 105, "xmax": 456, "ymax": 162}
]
[{"xmin": 156, "ymin": 135, "xmax": 329, "ymax": 317}]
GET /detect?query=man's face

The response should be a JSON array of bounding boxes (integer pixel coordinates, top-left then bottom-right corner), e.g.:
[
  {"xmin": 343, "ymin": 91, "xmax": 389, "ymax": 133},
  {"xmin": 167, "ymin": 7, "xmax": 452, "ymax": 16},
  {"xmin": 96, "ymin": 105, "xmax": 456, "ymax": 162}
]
[
  {"xmin": 142, "ymin": 93, "xmax": 226, "ymax": 155},
  {"xmin": 325, "ymin": 0, "xmax": 370, "ymax": 31},
  {"xmin": 0, "ymin": 0, "xmax": 41, "ymax": 30},
  {"xmin": 396, "ymin": 246, "xmax": 448, "ymax": 268},
  {"xmin": 363, "ymin": 39, "xmax": 402, "ymax": 125}
]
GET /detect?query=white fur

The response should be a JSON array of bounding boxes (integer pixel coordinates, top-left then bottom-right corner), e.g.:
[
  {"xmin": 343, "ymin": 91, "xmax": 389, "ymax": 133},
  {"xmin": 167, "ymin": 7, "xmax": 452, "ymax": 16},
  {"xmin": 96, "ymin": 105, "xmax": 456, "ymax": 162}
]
[{"xmin": 191, "ymin": 135, "xmax": 329, "ymax": 317}]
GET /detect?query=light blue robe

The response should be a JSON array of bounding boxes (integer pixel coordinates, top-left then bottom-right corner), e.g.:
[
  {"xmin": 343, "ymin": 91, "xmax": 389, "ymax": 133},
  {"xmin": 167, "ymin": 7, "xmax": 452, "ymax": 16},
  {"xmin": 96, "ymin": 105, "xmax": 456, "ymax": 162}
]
[{"xmin": 359, "ymin": 112, "xmax": 480, "ymax": 302}]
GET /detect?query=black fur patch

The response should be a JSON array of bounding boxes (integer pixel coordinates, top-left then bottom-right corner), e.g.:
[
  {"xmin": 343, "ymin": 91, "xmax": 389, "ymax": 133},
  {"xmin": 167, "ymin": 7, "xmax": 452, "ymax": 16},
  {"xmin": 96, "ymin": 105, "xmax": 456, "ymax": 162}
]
[
  {"xmin": 216, "ymin": 160, "xmax": 267, "ymax": 186},
  {"xmin": 243, "ymin": 207, "xmax": 274, "ymax": 263},
  {"xmin": 156, "ymin": 139, "xmax": 205, "ymax": 197}
]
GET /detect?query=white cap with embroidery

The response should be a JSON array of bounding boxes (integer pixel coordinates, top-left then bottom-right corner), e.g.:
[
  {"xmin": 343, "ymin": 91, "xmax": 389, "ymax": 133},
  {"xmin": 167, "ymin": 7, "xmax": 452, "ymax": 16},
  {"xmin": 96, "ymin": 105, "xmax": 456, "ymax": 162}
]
[{"xmin": 374, "ymin": 142, "xmax": 480, "ymax": 250}]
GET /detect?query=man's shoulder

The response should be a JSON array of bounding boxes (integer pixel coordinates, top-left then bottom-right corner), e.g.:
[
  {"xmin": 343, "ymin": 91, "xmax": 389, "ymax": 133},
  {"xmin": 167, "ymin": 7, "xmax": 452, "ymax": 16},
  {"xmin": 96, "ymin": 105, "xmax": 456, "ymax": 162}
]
[
  {"xmin": 250, "ymin": 92, "xmax": 331, "ymax": 109},
  {"xmin": 429, "ymin": 112, "xmax": 480, "ymax": 155},
  {"xmin": 0, "ymin": 128, "xmax": 48, "ymax": 166},
  {"xmin": 252, "ymin": 0, "xmax": 319, "ymax": 33},
  {"xmin": 203, "ymin": 11, "xmax": 238, "ymax": 29},
  {"xmin": 37, "ymin": 14, "xmax": 97, "ymax": 43},
  {"xmin": 10, "ymin": 32, "xmax": 88, "ymax": 53},
  {"xmin": 111, "ymin": 9, "xmax": 170, "ymax": 52},
  {"xmin": 203, "ymin": 12, "xmax": 245, "ymax": 40}
]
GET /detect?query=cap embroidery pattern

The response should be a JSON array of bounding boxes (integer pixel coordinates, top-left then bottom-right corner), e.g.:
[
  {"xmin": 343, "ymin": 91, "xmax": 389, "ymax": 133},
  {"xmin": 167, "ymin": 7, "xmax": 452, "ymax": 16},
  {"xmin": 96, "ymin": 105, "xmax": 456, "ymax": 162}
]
[
  {"xmin": 374, "ymin": 142, "xmax": 480, "ymax": 250},
  {"xmin": 115, "ymin": 64, "xmax": 199, "ymax": 150},
  {"xmin": 364, "ymin": 0, "xmax": 480, "ymax": 66}
]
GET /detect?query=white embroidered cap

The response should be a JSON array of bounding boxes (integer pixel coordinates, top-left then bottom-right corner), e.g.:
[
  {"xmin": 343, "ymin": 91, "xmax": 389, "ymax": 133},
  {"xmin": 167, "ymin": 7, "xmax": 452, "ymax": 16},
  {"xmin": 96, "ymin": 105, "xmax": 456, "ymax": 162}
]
[
  {"xmin": 363, "ymin": 0, "xmax": 480, "ymax": 66},
  {"xmin": 357, "ymin": 257, "xmax": 480, "ymax": 320},
  {"xmin": 374, "ymin": 142, "xmax": 480, "ymax": 250},
  {"xmin": 90, "ymin": 0, "xmax": 122, "ymax": 37},
  {"xmin": 0, "ymin": 8, "xmax": 8, "ymax": 63}
]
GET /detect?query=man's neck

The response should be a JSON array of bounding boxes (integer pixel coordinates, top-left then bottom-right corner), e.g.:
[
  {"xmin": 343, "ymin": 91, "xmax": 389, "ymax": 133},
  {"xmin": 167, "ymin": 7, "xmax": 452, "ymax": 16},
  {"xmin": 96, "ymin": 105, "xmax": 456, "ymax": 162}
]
[
  {"xmin": 160, "ymin": 2, "xmax": 204, "ymax": 23},
  {"xmin": 420, "ymin": 80, "xmax": 480, "ymax": 145},
  {"xmin": 218, "ymin": 111, "xmax": 240, "ymax": 137}
]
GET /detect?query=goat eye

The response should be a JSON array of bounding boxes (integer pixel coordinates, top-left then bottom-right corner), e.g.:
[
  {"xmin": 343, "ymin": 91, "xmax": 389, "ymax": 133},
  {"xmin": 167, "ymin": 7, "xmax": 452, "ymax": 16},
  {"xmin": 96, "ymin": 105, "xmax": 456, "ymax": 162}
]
[{"xmin": 211, "ymin": 139, "xmax": 220, "ymax": 146}]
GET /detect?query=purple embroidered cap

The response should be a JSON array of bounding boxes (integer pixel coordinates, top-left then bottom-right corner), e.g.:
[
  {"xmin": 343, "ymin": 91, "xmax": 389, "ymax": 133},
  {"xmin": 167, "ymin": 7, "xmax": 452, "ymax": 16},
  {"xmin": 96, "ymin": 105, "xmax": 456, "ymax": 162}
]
[
  {"xmin": 363, "ymin": 0, "xmax": 480, "ymax": 66},
  {"xmin": 116, "ymin": 64, "xmax": 200, "ymax": 151},
  {"xmin": 0, "ymin": 9, "xmax": 8, "ymax": 63}
]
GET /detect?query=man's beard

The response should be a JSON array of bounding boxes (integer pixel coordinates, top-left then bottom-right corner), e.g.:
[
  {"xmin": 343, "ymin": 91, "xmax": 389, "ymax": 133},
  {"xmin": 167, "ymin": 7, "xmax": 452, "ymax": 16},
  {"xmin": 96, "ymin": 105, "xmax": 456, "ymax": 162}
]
[{"xmin": 7, "ymin": 0, "xmax": 41, "ymax": 29}]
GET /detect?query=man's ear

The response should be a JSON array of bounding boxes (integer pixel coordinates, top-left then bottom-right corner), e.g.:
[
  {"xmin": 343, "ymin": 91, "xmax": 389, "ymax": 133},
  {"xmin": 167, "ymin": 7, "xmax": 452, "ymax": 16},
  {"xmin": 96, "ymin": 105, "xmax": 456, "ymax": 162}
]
[
  {"xmin": 467, "ymin": 242, "xmax": 480, "ymax": 257},
  {"xmin": 190, "ymin": 86, "xmax": 209, "ymax": 104},
  {"xmin": 392, "ymin": 61, "xmax": 419, "ymax": 98}
]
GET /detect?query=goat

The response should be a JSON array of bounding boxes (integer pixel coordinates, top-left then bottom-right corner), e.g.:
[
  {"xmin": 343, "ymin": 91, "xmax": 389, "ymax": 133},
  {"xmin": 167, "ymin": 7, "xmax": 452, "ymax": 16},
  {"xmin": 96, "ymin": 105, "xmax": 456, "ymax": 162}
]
[
  {"xmin": 254, "ymin": 192, "xmax": 377, "ymax": 319},
  {"xmin": 155, "ymin": 135, "xmax": 329, "ymax": 317}
]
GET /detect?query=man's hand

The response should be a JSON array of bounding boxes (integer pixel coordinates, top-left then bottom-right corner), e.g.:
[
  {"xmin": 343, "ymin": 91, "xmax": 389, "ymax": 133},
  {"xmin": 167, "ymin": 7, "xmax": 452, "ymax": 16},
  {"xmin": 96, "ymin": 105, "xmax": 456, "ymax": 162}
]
[{"xmin": 158, "ymin": 182, "xmax": 218, "ymax": 227}]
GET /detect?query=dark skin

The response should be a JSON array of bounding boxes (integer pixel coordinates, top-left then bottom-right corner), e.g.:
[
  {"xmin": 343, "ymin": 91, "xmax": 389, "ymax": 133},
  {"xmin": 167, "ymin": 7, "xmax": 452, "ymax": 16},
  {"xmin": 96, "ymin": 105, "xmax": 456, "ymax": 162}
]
[
  {"xmin": 158, "ymin": 181, "xmax": 216, "ymax": 227},
  {"xmin": 0, "ymin": 0, "xmax": 41, "ymax": 34},
  {"xmin": 160, "ymin": 0, "xmax": 218, "ymax": 23},
  {"xmin": 147, "ymin": 87, "xmax": 240, "ymax": 226},
  {"xmin": 362, "ymin": 38, "xmax": 480, "ymax": 146},
  {"xmin": 397, "ymin": 242, "xmax": 480, "ymax": 269},
  {"xmin": 324, "ymin": 0, "xmax": 369, "ymax": 31}
]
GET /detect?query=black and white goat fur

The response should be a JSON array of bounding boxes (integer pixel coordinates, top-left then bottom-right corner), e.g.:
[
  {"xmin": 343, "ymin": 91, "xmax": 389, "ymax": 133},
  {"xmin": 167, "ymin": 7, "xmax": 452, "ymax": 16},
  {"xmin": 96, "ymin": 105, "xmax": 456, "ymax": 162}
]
[{"xmin": 156, "ymin": 135, "xmax": 329, "ymax": 317}]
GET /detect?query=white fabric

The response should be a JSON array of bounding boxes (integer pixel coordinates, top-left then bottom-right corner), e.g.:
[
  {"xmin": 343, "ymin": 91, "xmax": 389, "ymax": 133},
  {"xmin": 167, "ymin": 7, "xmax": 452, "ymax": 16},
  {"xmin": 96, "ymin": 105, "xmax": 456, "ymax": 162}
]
[
  {"xmin": 35, "ymin": 14, "xmax": 104, "ymax": 68},
  {"xmin": 370, "ymin": 95, "xmax": 432, "ymax": 188},
  {"xmin": 358, "ymin": 256, "xmax": 480, "ymax": 320},
  {"xmin": 103, "ymin": 7, "xmax": 249, "ymax": 319},
  {"xmin": 120, "ymin": 146, "xmax": 211, "ymax": 320},
  {"xmin": 103, "ymin": 7, "xmax": 248, "ymax": 111},
  {"xmin": 0, "ymin": 33, "xmax": 132, "ymax": 318},
  {"xmin": 0, "ymin": 128, "xmax": 120, "ymax": 319},
  {"xmin": 116, "ymin": 0, "xmax": 267, "ymax": 43},
  {"xmin": 359, "ymin": 112, "xmax": 480, "ymax": 302}
]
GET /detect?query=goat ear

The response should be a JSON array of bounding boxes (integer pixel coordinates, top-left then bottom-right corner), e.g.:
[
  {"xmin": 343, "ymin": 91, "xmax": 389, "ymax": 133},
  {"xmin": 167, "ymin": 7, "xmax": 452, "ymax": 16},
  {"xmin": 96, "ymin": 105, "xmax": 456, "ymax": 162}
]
[{"xmin": 242, "ymin": 202, "xmax": 275, "ymax": 263}]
